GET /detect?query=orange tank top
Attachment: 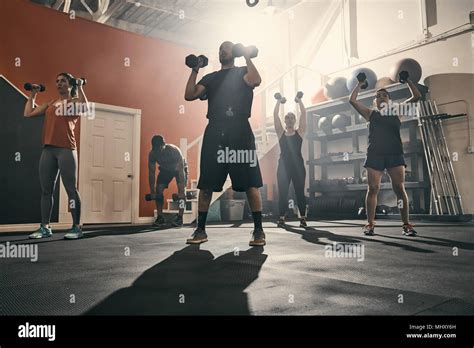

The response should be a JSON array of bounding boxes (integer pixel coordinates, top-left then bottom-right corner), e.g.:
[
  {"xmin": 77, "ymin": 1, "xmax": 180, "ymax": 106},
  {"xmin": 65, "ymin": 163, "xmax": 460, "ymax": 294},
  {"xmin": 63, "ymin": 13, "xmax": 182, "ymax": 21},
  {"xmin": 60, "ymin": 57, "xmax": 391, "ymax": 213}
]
[{"xmin": 42, "ymin": 99, "xmax": 80, "ymax": 149}]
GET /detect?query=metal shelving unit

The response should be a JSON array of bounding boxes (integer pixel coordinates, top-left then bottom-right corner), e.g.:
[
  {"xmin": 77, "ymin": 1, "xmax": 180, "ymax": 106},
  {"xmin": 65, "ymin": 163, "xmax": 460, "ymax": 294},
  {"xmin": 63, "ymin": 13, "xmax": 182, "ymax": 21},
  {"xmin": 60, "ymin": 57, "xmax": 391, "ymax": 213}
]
[{"xmin": 306, "ymin": 82, "xmax": 430, "ymax": 218}]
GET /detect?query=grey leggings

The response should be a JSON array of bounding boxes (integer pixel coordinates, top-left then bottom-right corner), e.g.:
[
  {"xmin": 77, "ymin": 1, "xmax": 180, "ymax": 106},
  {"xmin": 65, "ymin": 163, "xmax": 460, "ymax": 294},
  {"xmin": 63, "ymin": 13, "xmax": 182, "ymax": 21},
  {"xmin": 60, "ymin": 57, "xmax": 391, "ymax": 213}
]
[{"xmin": 39, "ymin": 145, "xmax": 81, "ymax": 225}]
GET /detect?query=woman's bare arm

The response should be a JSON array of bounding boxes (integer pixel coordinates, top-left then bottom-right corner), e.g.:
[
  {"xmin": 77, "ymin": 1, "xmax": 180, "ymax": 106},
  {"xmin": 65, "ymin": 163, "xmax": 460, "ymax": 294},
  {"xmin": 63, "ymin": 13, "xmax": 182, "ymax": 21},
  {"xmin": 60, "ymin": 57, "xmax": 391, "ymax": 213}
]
[
  {"xmin": 24, "ymin": 87, "xmax": 48, "ymax": 117},
  {"xmin": 273, "ymin": 99, "xmax": 284, "ymax": 138},
  {"xmin": 297, "ymin": 98, "xmax": 307, "ymax": 135},
  {"xmin": 349, "ymin": 83, "xmax": 372, "ymax": 121}
]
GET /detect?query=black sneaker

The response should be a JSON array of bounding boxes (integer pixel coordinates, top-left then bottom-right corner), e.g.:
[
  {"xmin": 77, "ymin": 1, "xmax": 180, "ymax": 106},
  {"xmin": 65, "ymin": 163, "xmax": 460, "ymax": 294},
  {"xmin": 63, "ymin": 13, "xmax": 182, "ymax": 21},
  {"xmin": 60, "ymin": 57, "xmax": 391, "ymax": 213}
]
[
  {"xmin": 277, "ymin": 218, "xmax": 285, "ymax": 228},
  {"xmin": 171, "ymin": 215, "xmax": 183, "ymax": 227},
  {"xmin": 186, "ymin": 227, "xmax": 208, "ymax": 244},
  {"xmin": 363, "ymin": 223, "xmax": 375, "ymax": 236},
  {"xmin": 300, "ymin": 217, "xmax": 308, "ymax": 228},
  {"xmin": 153, "ymin": 215, "xmax": 166, "ymax": 227},
  {"xmin": 249, "ymin": 228, "xmax": 266, "ymax": 246},
  {"xmin": 402, "ymin": 223, "xmax": 417, "ymax": 236}
]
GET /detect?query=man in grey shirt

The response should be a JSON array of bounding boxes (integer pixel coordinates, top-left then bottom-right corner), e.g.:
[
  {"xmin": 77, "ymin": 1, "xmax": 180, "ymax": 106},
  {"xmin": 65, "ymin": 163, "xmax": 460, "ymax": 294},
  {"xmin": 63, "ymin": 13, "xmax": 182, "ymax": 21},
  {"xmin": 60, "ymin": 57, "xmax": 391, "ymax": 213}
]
[{"xmin": 148, "ymin": 135, "xmax": 187, "ymax": 227}]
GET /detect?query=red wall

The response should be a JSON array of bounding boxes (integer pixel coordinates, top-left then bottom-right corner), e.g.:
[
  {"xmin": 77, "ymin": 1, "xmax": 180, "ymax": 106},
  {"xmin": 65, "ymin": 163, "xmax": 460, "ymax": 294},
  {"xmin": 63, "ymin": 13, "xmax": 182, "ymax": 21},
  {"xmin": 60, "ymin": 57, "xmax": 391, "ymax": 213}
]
[{"xmin": 1, "ymin": 0, "xmax": 277, "ymax": 218}]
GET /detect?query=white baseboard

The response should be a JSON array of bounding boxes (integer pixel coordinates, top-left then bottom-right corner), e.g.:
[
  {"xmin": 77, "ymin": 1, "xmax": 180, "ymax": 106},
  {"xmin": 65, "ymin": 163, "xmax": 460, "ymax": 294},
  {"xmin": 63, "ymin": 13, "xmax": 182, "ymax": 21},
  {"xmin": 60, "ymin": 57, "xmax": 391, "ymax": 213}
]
[
  {"xmin": 0, "ymin": 223, "xmax": 73, "ymax": 233},
  {"xmin": 137, "ymin": 217, "xmax": 154, "ymax": 224},
  {"xmin": 0, "ymin": 217, "xmax": 166, "ymax": 233}
]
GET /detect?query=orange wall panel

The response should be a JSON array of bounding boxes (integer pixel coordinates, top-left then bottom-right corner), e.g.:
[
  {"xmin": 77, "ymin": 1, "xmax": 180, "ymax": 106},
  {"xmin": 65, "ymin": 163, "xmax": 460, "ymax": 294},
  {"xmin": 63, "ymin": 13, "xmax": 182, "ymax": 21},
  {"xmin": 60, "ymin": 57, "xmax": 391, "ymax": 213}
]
[{"xmin": 1, "ymin": 0, "xmax": 278, "ymax": 218}]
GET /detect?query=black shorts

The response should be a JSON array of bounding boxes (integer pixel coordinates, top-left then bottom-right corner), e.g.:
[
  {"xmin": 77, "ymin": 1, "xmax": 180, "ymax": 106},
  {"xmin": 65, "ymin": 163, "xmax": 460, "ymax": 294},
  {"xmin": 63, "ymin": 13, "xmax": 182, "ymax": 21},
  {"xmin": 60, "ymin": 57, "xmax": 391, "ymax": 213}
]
[
  {"xmin": 363, "ymin": 153, "xmax": 406, "ymax": 171},
  {"xmin": 198, "ymin": 120, "xmax": 263, "ymax": 192},
  {"xmin": 157, "ymin": 166, "xmax": 188, "ymax": 188}
]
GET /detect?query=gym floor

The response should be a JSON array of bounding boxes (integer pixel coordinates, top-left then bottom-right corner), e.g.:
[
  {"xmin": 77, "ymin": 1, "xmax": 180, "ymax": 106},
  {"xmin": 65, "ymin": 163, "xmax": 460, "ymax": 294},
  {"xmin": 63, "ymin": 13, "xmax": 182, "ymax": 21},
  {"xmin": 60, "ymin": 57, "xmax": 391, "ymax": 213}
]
[{"xmin": 1, "ymin": 220, "xmax": 473, "ymax": 316}]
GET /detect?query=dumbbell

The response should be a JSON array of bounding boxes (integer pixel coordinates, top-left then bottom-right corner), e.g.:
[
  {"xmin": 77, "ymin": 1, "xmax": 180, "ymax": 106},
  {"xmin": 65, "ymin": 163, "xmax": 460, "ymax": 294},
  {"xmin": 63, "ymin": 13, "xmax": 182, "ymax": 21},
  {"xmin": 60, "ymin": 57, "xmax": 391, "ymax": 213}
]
[
  {"xmin": 185, "ymin": 54, "xmax": 209, "ymax": 69},
  {"xmin": 294, "ymin": 91, "xmax": 304, "ymax": 102},
  {"xmin": 232, "ymin": 43, "xmax": 258, "ymax": 59},
  {"xmin": 172, "ymin": 193, "xmax": 183, "ymax": 202},
  {"xmin": 356, "ymin": 72, "xmax": 368, "ymax": 89},
  {"xmin": 398, "ymin": 70, "xmax": 409, "ymax": 83},
  {"xmin": 375, "ymin": 205, "xmax": 388, "ymax": 215},
  {"xmin": 24, "ymin": 83, "xmax": 46, "ymax": 92},
  {"xmin": 145, "ymin": 193, "xmax": 157, "ymax": 201},
  {"xmin": 274, "ymin": 93, "xmax": 287, "ymax": 104}
]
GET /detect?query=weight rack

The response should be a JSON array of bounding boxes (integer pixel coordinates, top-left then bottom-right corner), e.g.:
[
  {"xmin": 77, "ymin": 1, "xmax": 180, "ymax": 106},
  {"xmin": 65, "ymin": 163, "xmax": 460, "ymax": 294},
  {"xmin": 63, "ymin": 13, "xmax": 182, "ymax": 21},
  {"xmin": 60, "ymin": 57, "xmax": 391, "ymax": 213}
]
[{"xmin": 416, "ymin": 100, "xmax": 466, "ymax": 215}]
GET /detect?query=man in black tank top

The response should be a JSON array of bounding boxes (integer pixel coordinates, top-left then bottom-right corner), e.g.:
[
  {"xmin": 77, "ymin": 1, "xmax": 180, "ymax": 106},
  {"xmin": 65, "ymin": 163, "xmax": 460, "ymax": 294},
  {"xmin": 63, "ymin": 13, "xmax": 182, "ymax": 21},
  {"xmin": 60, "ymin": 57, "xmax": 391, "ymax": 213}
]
[
  {"xmin": 184, "ymin": 41, "xmax": 265, "ymax": 246},
  {"xmin": 349, "ymin": 76, "xmax": 421, "ymax": 237},
  {"xmin": 273, "ymin": 93, "xmax": 308, "ymax": 228}
]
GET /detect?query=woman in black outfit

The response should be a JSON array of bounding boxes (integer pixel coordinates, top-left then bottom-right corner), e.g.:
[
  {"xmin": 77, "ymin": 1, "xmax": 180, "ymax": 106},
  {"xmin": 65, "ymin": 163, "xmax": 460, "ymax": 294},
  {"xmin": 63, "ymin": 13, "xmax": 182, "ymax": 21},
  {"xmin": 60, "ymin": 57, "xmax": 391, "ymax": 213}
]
[
  {"xmin": 273, "ymin": 94, "xmax": 307, "ymax": 228},
  {"xmin": 349, "ymin": 77, "xmax": 421, "ymax": 236}
]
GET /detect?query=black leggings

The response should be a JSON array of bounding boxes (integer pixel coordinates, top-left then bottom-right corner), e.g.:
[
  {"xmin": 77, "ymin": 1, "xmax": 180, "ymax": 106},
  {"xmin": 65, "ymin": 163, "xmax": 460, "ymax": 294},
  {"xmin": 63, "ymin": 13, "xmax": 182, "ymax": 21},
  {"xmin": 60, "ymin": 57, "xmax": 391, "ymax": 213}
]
[
  {"xmin": 39, "ymin": 145, "xmax": 81, "ymax": 225},
  {"xmin": 277, "ymin": 160, "xmax": 306, "ymax": 217}
]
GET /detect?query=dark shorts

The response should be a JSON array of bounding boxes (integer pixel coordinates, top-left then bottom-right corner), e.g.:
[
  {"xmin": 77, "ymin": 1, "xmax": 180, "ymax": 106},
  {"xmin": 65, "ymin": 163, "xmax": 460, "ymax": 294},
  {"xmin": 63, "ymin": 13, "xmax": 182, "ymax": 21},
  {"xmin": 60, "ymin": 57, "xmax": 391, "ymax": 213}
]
[
  {"xmin": 363, "ymin": 153, "xmax": 407, "ymax": 172},
  {"xmin": 198, "ymin": 120, "xmax": 263, "ymax": 192},
  {"xmin": 157, "ymin": 166, "xmax": 188, "ymax": 188}
]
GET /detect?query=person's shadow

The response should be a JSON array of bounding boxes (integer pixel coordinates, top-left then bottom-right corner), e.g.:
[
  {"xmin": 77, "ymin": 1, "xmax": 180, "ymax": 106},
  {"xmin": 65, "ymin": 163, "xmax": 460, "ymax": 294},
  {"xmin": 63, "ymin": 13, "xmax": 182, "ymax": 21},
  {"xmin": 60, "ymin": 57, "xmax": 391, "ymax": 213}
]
[
  {"xmin": 86, "ymin": 245, "xmax": 267, "ymax": 315},
  {"xmin": 280, "ymin": 224, "xmax": 433, "ymax": 253}
]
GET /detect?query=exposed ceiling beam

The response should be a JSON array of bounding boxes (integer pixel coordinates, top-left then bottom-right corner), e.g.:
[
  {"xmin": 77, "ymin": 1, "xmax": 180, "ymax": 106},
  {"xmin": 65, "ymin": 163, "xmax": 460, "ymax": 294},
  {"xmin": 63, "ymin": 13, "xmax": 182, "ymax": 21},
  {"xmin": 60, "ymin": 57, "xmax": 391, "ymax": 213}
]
[
  {"xmin": 62, "ymin": 0, "xmax": 71, "ymax": 13},
  {"xmin": 52, "ymin": 0, "xmax": 64, "ymax": 10},
  {"xmin": 295, "ymin": 0, "xmax": 341, "ymax": 67},
  {"xmin": 96, "ymin": 0, "xmax": 123, "ymax": 23},
  {"xmin": 95, "ymin": 11, "xmax": 202, "ymax": 49}
]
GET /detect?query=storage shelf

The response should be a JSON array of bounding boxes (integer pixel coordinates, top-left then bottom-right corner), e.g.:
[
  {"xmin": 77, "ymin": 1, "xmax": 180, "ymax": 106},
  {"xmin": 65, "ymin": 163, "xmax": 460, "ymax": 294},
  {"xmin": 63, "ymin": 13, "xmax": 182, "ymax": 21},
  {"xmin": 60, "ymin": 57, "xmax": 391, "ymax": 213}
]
[
  {"xmin": 166, "ymin": 199, "xmax": 198, "ymax": 203},
  {"xmin": 162, "ymin": 209, "xmax": 194, "ymax": 214},
  {"xmin": 307, "ymin": 117, "xmax": 418, "ymax": 140},
  {"xmin": 309, "ymin": 181, "xmax": 429, "ymax": 193},
  {"xmin": 308, "ymin": 143, "xmax": 422, "ymax": 165}
]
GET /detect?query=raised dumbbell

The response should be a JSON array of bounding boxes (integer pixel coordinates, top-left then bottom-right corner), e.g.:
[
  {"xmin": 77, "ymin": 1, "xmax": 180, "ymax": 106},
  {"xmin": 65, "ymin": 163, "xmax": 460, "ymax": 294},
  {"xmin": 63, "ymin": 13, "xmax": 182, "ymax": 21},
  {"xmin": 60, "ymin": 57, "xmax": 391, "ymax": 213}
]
[
  {"xmin": 232, "ymin": 43, "xmax": 258, "ymax": 59},
  {"xmin": 356, "ymin": 72, "xmax": 368, "ymax": 89},
  {"xmin": 398, "ymin": 70, "xmax": 409, "ymax": 83},
  {"xmin": 24, "ymin": 83, "xmax": 46, "ymax": 92},
  {"xmin": 294, "ymin": 91, "xmax": 304, "ymax": 102},
  {"xmin": 185, "ymin": 54, "xmax": 209, "ymax": 69},
  {"xmin": 274, "ymin": 92, "xmax": 287, "ymax": 104}
]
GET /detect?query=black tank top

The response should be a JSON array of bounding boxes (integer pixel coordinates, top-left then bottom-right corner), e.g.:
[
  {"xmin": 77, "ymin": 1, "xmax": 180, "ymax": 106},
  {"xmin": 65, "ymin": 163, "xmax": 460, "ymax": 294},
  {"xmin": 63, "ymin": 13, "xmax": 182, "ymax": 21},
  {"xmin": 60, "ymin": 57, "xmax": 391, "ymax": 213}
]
[
  {"xmin": 279, "ymin": 131, "xmax": 304, "ymax": 166},
  {"xmin": 367, "ymin": 110, "xmax": 403, "ymax": 155}
]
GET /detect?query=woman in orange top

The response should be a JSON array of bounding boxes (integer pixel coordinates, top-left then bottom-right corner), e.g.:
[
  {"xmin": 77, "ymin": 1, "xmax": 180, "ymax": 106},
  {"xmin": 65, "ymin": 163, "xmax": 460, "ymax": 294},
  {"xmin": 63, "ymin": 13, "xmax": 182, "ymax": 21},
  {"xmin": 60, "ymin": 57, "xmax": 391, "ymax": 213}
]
[{"xmin": 24, "ymin": 72, "xmax": 89, "ymax": 240}]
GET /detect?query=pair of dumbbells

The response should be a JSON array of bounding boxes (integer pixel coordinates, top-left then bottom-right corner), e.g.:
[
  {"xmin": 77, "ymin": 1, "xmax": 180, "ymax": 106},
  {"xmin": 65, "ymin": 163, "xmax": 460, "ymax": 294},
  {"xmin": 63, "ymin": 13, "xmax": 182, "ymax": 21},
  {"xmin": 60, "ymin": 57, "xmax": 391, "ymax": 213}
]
[
  {"xmin": 24, "ymin": 77, "xmax": 87, "ymax": 93},
  {"xmin": 185, "ymin": 43, "xmax": 259, "ymax": 70},
  {"xmin": 356, "ymin": 70, "xmax": 410, "ymax": 90},
  {"xmin": 274, "ymin": 91, "xmax": 304, "ymax": 104}
]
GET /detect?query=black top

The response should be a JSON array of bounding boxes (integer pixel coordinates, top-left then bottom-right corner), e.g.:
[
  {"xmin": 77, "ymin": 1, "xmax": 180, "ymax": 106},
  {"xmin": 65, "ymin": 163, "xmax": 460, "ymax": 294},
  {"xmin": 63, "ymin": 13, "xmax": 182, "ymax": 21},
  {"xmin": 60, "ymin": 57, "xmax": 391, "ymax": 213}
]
[
  {"xmin": 148, "ymin": 144, "xmax": 184, "ymax": 171},
  {"xmin": 197, "ymin": 66, "xmax": 254, "ymax": 121},
  {"xmin": 279, "ymin": 131, "xmax": 304, "ymax": 166},
  {"xmin": 367, "ymin": 110, "xmax": 403, "ymax": 155}
]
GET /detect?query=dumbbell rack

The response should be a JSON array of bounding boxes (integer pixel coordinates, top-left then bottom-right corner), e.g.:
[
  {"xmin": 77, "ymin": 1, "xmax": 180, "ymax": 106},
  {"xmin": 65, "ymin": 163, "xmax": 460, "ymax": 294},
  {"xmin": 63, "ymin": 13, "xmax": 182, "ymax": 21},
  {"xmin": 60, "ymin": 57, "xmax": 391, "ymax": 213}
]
[{"xmin": 306, "ymin": 82, "xmax": 430, "ymax": 219}]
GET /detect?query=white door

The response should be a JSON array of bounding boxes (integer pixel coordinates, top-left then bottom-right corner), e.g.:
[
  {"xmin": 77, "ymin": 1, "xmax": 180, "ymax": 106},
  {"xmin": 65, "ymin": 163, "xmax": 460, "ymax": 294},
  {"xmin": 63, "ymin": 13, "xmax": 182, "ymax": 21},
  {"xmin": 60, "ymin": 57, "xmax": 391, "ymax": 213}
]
[{"xmin": 81, "ymin": 110, "xmax": 134, "ymax": 223}]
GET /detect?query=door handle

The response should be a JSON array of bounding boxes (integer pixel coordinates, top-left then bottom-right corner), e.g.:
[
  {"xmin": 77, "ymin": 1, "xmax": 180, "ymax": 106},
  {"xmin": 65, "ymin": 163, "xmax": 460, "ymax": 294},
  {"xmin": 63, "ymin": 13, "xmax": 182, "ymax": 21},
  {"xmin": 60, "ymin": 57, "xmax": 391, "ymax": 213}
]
[{"xmin": 127, "ymin": 174, "xmax": 133, "ymax": 178}]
